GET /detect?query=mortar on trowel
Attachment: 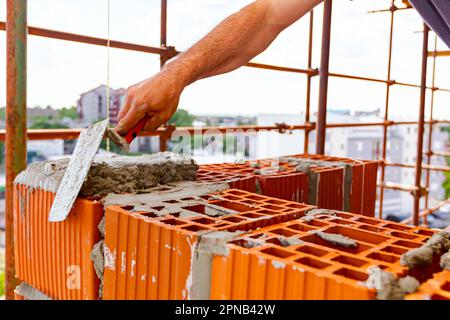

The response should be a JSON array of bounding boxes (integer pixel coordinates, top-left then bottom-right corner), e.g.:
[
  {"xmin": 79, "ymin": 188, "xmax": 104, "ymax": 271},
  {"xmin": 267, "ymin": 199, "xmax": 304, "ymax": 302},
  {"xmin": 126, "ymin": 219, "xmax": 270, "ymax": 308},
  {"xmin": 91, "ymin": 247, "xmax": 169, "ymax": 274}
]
[
  {"xmin": 105, "ymin": 116, "xmax": 150, "ymax": 152},
  {"xmin": 48, "ymin": 116, "xmax": 151, "ymax": 222}
]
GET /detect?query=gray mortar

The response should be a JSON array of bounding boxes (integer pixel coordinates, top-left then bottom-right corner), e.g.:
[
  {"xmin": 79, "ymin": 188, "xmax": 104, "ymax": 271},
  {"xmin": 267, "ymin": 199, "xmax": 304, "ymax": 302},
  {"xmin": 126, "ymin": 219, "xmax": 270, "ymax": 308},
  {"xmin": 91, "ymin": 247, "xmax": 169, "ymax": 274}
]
[
  {"xmin": 90, "ymin": 240, "xmax": 104, "ymax": 280},
  {"xmin": 400, "ymin": 246, "xmax": 434, "ymax": 268},
  {"xmin": 103, "ymin": 181, "xmax": 231, "ymax": 219},
  {"xmin": 103, "ymin": 181, "xmax": 229, "ymax": 208},
  {"xmin": 18, "ymin": 188, "xmax": 26, "ymax": 217},
  {"xmin": 424, "ymin": 231, "xmax": 450, "ymax": 255},
  {"xmin": 204, "ymin": 203, "xmax": 241, "ymax": 217},
  {"xmin": 188, "ymin": 231, "xmax": 240, "ymax": 300},
  {"xmin": 278, "ymin": 236, "xmax": 304, "ymax": 247},
  {"xmin": 312, "ymin": 230, "xmax": 358, "ymax": 248},
  {"xmin": 341, "ymin": 164, "xmax": 353, "ymax": 212},
  {"xmin": 14, "ymin": 158, "xmax": 69, "ymax": 193},
  {"xmin": 400, "ymin": 231, "xmax": 450, "ymax": 269},
  {"xmin": 289, "ymin": 159, "xmax": 320, "ymax": 205},
  {"xmin": 295, "ymin": 162, "xmax": 312, "ymax": 173},
  {"xmin": 440, "ymin": 251, "xmax": 450, "ymax": 270},
  {"xmin": 90, "ymin": 240, "xmax": 105, "ymax": 299},
  {"xmin": 240, "ymin": 239, "xmax": 264, "ymax": 248},
  {"xmin": 282, "ymin": 157, "xmax": 356, "ymax": 211},
  {"xmin": 14, "ymin": 282, "xmax": 52, "ymax": 300},
  {"xmin": 253, "ymin": 167, "xmax": 282, "ymax": 176},
  {"xmin": 98, "ymin": 216, "xmax": 106, "ymax": 238},
  {"xmin": 235, "ymin": 235, "xmax": 302, "ymax": 249},
  {"xmin": 255, "ymin": 179, "xmax": 262, "ymax": 194},
  {"xmin": 366, "ymin": 267, "xmax": 420, "ymax": 300},
  {"xmin": 308, "ymin": 171, "xmax": 319, "ymax": 205},
  {"xmin": 14, "ymin": 152, "xmax": 199, "ymax": 197},
  {"xmin": 105, "ymin": 128, "xmax": 129, "ymax": 152},
  {"xmin": 398, "ymin": 276, "xmax": 420, "ymax": 294},
  {"xmin": 302, "ymin": 208, "xmax": 336, "ymax": 222}
]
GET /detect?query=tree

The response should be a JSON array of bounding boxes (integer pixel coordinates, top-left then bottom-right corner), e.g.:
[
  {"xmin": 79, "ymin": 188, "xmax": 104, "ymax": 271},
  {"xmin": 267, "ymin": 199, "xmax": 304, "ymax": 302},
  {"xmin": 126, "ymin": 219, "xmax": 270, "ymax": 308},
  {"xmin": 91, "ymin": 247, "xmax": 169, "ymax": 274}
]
[
  {"xmin": 30, "ymin": 115, "xmax": 69, "ymax": 129},
  {"xmin": 58, "ymin": 106, "xmax": 78, "ymax": 120},
  {"xmin": 168, "ymin": 109, "xmax": 196, "ymax": 127}
]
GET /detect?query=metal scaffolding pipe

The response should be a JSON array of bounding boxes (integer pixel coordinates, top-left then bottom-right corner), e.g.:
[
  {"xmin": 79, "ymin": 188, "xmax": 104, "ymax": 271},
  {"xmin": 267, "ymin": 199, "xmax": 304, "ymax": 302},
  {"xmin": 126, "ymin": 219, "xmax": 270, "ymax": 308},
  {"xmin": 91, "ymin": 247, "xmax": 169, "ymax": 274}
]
[
  {"xmin": 402, "ymin": 199, "xmax": 450, "ymax": 225},
  {"xmin": 0, "ymin": 2, "xmax": 448, "ymax": 248},
  {"xmin": 161, "ymin": 0, "xmax": 167, "ymax": 47},
  {"xmin": 1, "ymin": 120, "xmax": 449, "ymax": 141},
  {"xmin": 377, "ymin": 182, "xmax": 418, "ymax": 193},
  {"xmin": 412, "ymin": 24, "xmax": 429, "ymax": 226},
  {"xmin": 2, "ymin": 21, "xmax": 450, "ymax": 90},
  {"xmin": 0, "ymin": 21, "xmax": 169, "ymax": 55},
  {"xmin": 432, "ymin": 150, "xmax": 450, "ymax": 157},
  {"xmin": 378, "ymin": 0, "xmax": 395, "ymax": 219},
  {"xmin": 385, "ymin": 162, "xmax": 450, "ymax": 173},
  {"xmin": 304, "ymin": 11, "xmax": 314, "ymax": 154},
  {"xmin": 428, "ymin": 50, "xmax": 450, "ymax": 57},
  {"xmin": 425, "ymin": 36, "xmax": 438, "ymax": 209},
  {"xmin": 316, "ymin": 0, "xmax": 333, "ymax": 155},
  {"xmin": 160, "ymin": 0, "xmax": 168, "ymax": 67},
  {"xmin": 5, "ymin": 0, "xmax": 27, "ymax": 300}
]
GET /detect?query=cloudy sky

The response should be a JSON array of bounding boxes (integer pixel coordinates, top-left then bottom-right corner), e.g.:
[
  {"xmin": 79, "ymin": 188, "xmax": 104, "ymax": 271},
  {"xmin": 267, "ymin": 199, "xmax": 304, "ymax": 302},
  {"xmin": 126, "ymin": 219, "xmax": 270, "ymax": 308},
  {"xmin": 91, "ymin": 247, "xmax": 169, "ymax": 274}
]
[{"xmin": 0, "ymin": 0, "xmax": 449, "ymax": 120}]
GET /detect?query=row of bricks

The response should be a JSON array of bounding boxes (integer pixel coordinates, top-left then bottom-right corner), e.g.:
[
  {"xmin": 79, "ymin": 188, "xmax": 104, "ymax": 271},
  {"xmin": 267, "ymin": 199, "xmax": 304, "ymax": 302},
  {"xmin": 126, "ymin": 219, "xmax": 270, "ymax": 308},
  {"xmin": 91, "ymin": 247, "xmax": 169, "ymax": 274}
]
[
  {"xmin": 286, "ymin": 154, "xmax": 378, "ymax": 215},
  {"xmin": 103, "ymin": 190, "xmax": 445, "ymax": 300},
  {"xmin": 200, "ymin": 159, "xmax": 337, "ymax": 208},
  {"xmin": 103, "ymin": 189, "xmax": 317, "ymax": 300},
  {"xmin": 14, "ymin": 184, "xmax": 103, "ymax": 300},
  {"xmin": 13, "ymin": 184, "xmax": 313, "ymax": 300},
  {"xmin": 218, "ymin": 212, "xmax": 442, "ymax": 299},
  {"xmin": 198, "ymin": 154, "xmax": 378, "ymax": 216},
  {"xmin": 14, "ymin": 183, "xmax": 445, "ymax": 300}
]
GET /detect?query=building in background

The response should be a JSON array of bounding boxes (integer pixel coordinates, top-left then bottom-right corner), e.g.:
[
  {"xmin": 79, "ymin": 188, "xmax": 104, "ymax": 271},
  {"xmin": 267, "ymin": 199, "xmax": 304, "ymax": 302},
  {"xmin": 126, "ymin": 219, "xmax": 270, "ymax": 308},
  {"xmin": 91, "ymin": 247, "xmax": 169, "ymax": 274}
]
[
  {"xmin": 77, "ymin": 85, "xmax": 125, "ymax": 125},
  {"xmin": 394, "ymin": 123, "xmax": 447, "ymax": 217},
  {"xmin": 256, "ymin": 113, "xmax": 306, "ymax": 159},
  {"xmin": 76, "ymin": 85, "xmax": 162, "ymax": 153},
  {"xmin": 27, "ymin": 140, "xmax": 65, "ymax": 161},
  {"xmin": 256, "ymin": 110, "xmax": 448, "ymax": 218}
]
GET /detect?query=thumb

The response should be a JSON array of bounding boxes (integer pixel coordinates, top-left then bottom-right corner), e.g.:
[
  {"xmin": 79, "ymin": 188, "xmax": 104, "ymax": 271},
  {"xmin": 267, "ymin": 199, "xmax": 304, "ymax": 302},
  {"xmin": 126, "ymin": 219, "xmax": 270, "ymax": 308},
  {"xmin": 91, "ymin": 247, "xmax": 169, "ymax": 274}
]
[{"xmin": 114, "ymin": 103, "xmax": 148, "ymax": 135}]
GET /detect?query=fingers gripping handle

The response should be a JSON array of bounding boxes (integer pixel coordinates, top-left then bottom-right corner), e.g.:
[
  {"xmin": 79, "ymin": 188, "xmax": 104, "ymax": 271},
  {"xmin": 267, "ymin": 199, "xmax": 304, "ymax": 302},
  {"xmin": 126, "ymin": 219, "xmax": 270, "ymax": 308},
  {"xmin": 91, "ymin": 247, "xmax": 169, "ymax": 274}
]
[{"xmin": 123, "ymin": 117, "xmax": 149, "ymax": 144}]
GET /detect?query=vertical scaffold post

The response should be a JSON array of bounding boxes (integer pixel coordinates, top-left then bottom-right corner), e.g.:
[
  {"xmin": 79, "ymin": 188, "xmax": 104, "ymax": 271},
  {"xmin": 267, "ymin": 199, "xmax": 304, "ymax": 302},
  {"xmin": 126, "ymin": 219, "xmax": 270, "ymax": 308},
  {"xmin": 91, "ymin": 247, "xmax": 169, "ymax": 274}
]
[{"xmin": 6, "ymin": 0, "xmax": 27, "ymax": 299}]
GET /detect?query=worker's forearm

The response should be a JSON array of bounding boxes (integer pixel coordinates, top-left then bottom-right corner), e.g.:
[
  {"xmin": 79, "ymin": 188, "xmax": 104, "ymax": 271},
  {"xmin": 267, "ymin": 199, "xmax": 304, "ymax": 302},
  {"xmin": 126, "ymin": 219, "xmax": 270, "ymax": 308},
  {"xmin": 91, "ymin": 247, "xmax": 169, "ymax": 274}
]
[{"xmin": 163, "ymin": 0, "xmax": 323, "ymax": 87}]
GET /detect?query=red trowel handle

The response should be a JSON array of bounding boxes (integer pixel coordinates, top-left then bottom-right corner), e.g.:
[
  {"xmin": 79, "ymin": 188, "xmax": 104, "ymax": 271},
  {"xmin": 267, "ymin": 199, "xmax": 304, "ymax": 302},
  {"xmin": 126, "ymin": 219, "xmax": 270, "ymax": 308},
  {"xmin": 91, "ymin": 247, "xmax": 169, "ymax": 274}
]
[{"xmin": 123, "ymin": 117, "xmax": 150, "ymax": 144}]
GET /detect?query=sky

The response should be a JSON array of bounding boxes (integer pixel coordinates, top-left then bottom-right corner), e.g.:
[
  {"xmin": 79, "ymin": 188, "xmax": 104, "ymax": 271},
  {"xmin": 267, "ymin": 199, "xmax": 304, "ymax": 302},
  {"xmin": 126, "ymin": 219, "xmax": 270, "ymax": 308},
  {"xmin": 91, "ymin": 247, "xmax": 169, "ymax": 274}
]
[{"xmin": 0, "ymin": 0, "xmax": 449, "ymax": 120}]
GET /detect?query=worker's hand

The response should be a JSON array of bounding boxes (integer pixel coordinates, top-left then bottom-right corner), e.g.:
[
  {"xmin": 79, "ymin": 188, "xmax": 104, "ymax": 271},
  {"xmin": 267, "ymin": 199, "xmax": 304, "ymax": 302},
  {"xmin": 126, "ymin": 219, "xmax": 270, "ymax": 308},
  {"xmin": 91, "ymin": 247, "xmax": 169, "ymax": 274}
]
[{"xmin": 114, "ymin": 68, "xmax": 186, "ymax": 135}]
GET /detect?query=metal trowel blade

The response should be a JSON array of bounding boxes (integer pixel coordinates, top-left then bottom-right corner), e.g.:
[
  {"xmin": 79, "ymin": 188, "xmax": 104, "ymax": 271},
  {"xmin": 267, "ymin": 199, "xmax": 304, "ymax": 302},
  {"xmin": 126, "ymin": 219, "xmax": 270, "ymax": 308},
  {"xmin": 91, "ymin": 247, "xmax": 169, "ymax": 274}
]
[{"xmin": 48, "ymin": 118, "xmax": 110, "ymax": 222}]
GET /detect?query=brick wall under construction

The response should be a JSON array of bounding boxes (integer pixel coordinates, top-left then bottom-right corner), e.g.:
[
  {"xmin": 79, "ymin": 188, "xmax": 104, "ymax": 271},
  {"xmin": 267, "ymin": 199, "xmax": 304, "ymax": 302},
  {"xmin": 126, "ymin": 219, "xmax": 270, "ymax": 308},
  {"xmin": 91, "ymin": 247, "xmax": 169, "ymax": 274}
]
[{"xmin": 11, "ymin": 154, "xmax": 450, "ymax": 300}]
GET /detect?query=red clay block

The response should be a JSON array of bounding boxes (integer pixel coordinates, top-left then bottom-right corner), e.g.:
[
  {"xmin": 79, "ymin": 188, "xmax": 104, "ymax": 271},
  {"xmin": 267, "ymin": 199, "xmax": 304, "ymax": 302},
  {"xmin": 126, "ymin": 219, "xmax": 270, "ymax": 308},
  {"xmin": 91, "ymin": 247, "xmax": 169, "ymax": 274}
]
[
  {"xmin": 200, "ymin": 154, "xmax": 378, "ymax": 216},
  {"xmin": 196, "ymin": 169, "xmax": 256, "ymax": 193},
  {"xmin": 14, "ymin": 184, "xmax": 103, "ymax": 300},
  {"xmin": 102, "ymin": 188, "xmax": 314, "ymax": 300},
  {"xmin": 405, "ymin": 271, "xmax": 450, "ymax": 300},
  {"xmin": 209, "ymin": 207, "xmax": 441, "ymax": 300}
]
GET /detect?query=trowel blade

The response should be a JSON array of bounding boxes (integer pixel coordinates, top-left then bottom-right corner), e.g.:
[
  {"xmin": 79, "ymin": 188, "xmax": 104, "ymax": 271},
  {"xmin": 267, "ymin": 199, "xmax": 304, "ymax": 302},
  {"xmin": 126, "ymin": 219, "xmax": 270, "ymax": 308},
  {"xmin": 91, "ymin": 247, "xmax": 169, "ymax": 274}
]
[{"xmin": 48, "ymin": 119, "xmax": 110, "ymax": 222}]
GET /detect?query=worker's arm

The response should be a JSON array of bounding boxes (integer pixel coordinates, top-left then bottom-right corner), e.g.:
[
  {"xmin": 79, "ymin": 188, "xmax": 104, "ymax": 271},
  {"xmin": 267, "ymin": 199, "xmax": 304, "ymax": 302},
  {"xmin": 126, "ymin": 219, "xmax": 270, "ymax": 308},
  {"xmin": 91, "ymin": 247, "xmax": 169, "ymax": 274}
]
[{"xmin": 115, "ymin": 0, "xmax": 323, "ymax": 135}]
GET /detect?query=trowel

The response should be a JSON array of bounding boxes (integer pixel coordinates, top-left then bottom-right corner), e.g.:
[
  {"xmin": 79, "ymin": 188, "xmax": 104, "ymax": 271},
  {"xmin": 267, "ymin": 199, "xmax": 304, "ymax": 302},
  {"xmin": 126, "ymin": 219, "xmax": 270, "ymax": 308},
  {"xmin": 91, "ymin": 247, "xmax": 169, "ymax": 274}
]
[
  {"xmin": 48, "ymin": 119, "xmax": 110, "ymax": 222},
  {"xmin": 48, "ymin": 117, "xmax": 149, "ymax": 222}
]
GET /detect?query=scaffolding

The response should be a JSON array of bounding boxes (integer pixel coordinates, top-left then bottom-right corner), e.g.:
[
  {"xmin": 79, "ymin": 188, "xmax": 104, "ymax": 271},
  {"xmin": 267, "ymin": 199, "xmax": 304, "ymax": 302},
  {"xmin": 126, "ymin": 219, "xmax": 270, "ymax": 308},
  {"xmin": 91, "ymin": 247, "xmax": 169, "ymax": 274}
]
[{"xmin": 1, "ymin": 0, "xmax": 450, "ymax": 299}]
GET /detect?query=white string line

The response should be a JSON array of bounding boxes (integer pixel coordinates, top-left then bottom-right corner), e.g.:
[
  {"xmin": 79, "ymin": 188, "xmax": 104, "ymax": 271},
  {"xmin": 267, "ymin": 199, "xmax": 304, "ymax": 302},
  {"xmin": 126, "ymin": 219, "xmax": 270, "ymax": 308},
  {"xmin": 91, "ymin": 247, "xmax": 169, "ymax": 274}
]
[{"xmin": 106, "ymin": 0, "xmax": 111, "ymax": 151}]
